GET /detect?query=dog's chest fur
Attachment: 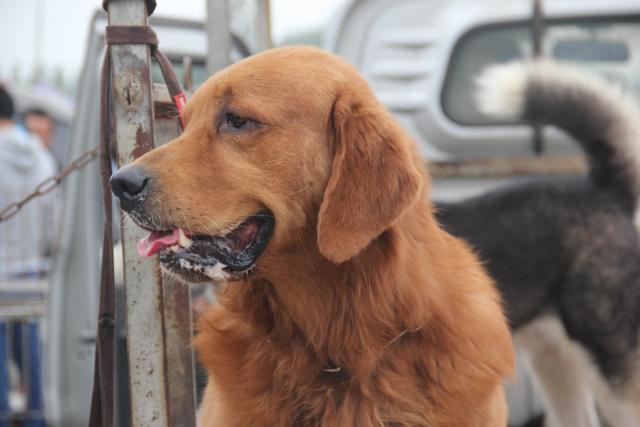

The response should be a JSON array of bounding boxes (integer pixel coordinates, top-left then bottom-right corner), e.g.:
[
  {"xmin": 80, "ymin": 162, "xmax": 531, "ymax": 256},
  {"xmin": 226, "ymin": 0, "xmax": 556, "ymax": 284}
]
[{"xmin": 195, "ymin": 281, "xmax": 509, "ymax": 427}]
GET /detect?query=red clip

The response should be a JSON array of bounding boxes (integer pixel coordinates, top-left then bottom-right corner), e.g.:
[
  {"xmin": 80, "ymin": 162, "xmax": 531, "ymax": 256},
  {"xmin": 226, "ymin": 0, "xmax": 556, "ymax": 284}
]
[{"xmin": 173, "ymin": 92, "xmax": 188, "ymax": 128}]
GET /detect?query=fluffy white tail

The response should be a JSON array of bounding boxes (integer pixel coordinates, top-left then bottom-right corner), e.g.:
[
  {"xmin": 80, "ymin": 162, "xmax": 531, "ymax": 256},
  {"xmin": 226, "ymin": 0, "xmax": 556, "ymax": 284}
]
[{"xmin": 475, "ymin": 60, "xmax": 640, "ymax": 227}]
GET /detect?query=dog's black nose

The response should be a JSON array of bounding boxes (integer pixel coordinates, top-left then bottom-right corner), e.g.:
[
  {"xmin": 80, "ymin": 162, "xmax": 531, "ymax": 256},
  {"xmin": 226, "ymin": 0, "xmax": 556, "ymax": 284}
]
[{"xmin": 110, "ymin": 166, "xmax": 150, "ymax": 201}]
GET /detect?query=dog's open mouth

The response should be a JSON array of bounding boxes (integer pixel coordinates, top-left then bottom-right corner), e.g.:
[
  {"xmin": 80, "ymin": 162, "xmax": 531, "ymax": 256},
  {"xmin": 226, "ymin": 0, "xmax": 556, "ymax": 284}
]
[{"xmin": 136, "ymin": 210, "xmax": 274, "ymax": 282}]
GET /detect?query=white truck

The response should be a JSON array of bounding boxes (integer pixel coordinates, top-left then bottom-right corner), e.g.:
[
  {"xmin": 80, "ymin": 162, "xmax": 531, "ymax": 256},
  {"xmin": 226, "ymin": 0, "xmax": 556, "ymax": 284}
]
[{"xmin": 326, "ymin": 0, "xmax": 640, "ymax": 198}]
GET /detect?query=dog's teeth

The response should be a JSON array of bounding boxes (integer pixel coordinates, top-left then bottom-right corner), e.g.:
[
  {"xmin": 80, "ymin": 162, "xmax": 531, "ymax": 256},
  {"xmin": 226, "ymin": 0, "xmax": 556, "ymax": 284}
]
[
  {"xmin": 179, "ymin": 228, "xmax": 193, "ymax": 248},
  {"xmin": 170, "ymin": 245, "xmax": 179, "ymax": 252}
]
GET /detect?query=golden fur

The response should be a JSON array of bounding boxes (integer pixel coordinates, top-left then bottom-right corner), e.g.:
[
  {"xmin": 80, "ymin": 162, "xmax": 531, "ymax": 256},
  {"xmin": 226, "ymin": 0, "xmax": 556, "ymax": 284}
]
[{"xmin": 130, "ymin": 46, "xmax": 514, "ymax": 426}]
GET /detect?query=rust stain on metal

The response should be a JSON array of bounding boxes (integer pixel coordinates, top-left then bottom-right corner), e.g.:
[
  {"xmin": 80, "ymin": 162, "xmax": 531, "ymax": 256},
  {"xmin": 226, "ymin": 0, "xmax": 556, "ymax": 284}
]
[
  {"xmin": 164, "ymin": 284, "xmax": 191, "ymax": 326},
  {"xmin": 116, "ymin": 71, "xmax": 144, "ymax": 110},
  {"xmin": 162, "ymin": 276, "xmax": 197, "ymax": 426},
  {"xmin": 132, "ymin": 126, "xmax": 154, "ymax": 159}
]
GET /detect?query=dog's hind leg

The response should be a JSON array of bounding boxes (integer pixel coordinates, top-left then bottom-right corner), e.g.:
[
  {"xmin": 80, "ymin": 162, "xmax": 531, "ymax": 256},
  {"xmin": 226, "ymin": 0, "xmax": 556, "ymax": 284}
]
[
  {"xmin": 515, "ymin": 315, "xmax": 601, "ymax": 427},
  {"xmin": 591, "ymin": 374, "xmax": 638, "ymax": 427},
  {"xmin": 557, "ymin": 238, "xmax": 640, "ymax": 426}
]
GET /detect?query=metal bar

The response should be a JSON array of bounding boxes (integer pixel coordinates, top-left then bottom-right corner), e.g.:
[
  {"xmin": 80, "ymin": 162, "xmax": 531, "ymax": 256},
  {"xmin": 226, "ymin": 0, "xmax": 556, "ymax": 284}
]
[
  {"xmin": 255, "ymin": 0, "xmax": 273, "ymax": 51},
  {"xmin": 0, "ymin": 306, "xmax": 46, "ymax": 319},
  {"xmin": 428, "ymin": 155, "xmax": 586, "ymax": 178},
  {"xmin": 153, "ymin": 92, "xmax": 198, "ymax": 426},
  {"xmin": 206, "ymin": 0, "xmax": 231, "ymax": 74},
  {"xmin": 182, "ymin": 56, "xmax": 194, "ymax": 91},
  {"xmin": 106, "ymin": 1, "xmax": 170, "ymax": 426},
  {"xmin": 532, "ymin": 0, "xmax": 544, "ymax": 58},
  {"xmin": 0, "ymin": 280, "xmax": 48, "ymax": 293},
  {"xmin": 531, "ymin": 0, "xmax": 545, "ymax": 155},
  {"xmin": 162, "ymin": 280, "xmax": 197, "ymax": 426}
]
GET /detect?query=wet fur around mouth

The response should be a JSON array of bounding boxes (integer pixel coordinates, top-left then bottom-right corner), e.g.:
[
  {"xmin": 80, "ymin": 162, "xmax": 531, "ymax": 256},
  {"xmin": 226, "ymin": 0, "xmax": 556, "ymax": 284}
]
[
  {"xmin": 161, "ymin": 211, "xmax": 274, "ymax": 282},
  {"xmin": 128, "ymin": 208, "xmax": 275, "ymax": 283}
]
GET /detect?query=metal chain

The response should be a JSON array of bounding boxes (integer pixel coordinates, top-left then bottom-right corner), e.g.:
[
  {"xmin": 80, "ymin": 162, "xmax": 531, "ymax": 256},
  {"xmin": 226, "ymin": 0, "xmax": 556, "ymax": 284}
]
[{"xmin": 0, "ymin": 145, "xmax": 99, "ymax": 223}]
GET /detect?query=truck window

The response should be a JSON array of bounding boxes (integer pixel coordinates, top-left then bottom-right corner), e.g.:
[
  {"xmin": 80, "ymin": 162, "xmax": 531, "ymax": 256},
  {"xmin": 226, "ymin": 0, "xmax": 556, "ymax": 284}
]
[{"xmin": 442, "ymin": 18, "xmax": 640, "ymax": 126}]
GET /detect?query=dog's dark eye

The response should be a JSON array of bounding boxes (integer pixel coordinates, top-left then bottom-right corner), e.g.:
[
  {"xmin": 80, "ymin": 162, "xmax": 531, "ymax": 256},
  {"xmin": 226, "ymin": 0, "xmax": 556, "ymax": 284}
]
[
  {"xmin": 219, "ymin": 111, "xmax": 261, "ymax": 135},
  {"xmin": 225, "ymin": 113, "xmax": 249, "ymax": 130}
]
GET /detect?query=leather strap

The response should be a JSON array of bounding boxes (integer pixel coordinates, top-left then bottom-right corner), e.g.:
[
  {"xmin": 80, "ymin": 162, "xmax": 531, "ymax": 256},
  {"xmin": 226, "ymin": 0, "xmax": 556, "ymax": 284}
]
[
  {"xmin": 105, "ymin": 25, "xmax": 187, "ymax": 127},
  {"xmin": 89, "ymin": 52, "xmax": 116, "ymax": 427},
  {"xmin": 106, "ymin": 26, "xmax": 159, "ymax": 46}
]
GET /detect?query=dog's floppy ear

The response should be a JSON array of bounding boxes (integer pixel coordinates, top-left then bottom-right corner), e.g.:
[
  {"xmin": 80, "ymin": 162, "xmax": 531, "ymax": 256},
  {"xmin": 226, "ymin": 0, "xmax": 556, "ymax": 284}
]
[{"xmin": 317, "ymin": 90, "xmax": 423, "ymax": 264}]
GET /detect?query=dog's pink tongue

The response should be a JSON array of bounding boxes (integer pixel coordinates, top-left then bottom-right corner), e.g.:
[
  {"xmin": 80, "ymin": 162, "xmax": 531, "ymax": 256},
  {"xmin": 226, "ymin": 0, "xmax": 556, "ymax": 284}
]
[{"xmin": 137, "ymin": 229, "xmax": 180, "ymax": 257}]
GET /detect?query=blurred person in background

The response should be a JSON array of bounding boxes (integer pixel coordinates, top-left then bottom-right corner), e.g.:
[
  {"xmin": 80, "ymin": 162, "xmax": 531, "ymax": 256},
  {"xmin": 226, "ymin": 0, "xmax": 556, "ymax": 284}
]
[
  {"xmin": 23, "ymin": 107, "xmax": 61, "ymax": 264},
  {"xmin": 0, "ymin": 85, "xmax": 53, "ymax": 427},
  {"xmin": 23, "ymin": 108, "xmax": 59, "ymax": 172},
  {"xmin": 0, "ymin": 86, "xmax": 56, "ymax": 279}
]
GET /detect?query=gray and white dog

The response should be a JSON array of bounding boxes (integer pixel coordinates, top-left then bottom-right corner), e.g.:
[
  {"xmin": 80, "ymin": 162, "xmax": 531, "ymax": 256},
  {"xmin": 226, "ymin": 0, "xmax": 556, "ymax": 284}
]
[{"xmin": 436, "ymin": 61, "xmax": 640, "ymax": 427}]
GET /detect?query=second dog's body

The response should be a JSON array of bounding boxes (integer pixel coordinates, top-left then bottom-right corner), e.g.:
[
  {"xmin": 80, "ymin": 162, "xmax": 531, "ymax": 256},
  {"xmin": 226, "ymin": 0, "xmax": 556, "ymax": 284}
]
[{"xmin": 437, "ymin": 61, "xmax": 640, "ymax": 426}]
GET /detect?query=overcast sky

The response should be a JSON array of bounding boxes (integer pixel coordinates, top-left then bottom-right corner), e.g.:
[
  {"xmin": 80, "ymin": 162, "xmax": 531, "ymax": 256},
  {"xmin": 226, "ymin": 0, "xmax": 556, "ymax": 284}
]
[{"xmin": 0, "ymin": 0, "xmax": 346, "ymax": 82}]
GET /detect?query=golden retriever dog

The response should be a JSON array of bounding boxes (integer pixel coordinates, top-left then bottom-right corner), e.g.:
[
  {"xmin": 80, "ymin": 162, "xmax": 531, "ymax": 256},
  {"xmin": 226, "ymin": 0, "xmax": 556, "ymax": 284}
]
[{"xmin": 110, "ymin": 46, "xmax": 514, "ymax": 426}]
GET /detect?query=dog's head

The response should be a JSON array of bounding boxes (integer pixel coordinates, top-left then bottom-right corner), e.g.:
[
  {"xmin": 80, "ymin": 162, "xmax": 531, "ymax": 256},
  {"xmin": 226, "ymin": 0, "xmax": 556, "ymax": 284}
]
[{"xmin": 110, "ymin": 47, "xmax": 423, "ymax": 283}]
